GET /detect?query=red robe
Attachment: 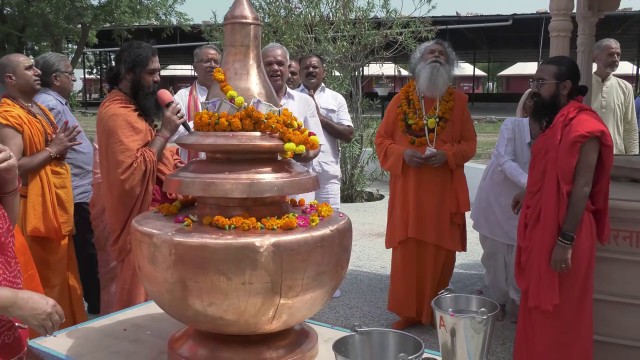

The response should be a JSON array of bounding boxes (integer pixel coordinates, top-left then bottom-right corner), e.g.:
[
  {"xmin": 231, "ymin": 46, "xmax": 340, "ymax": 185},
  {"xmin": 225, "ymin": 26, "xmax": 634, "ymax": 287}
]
[{"xmin": 514, "ymin": 100, "xmax": 613, "ymax": 360}]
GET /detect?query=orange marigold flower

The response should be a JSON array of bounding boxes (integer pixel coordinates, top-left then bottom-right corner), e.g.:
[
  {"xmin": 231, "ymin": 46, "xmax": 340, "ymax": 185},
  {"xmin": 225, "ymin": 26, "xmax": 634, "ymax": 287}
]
[
  {"xmin": 280, "ymin": 217, "xmax": 297, "ymax": 230},
  {"xmin": 317, "ymin": 203, "xmax": 334, "ymax": 218}
]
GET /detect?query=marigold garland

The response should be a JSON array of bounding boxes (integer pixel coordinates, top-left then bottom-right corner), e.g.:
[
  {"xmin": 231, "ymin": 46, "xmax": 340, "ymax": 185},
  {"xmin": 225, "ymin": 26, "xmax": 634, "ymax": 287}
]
[
  {"xmin": 397, "ymin": 80, "xmax": 455, "ymax": 146},
  {"xmin": 155, "ymin": 198, "xmax": 334, "ymax": 230},
  {"xmin": 194, "ymin": 68, "xmax": 319, "ymax": 158}
]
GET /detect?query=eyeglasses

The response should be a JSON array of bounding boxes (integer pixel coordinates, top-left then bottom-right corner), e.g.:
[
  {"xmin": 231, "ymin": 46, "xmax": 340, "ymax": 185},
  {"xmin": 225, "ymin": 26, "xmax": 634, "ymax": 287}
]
[
  {"xmin": 529, "ymin": 78, "xmax": 560, "ymax": 89},
  {"xmin": 196, "ymin": 59, "xmax": 219, "ymax": 66},
  {"xmin": 57, "ymin": 71, "xmax": 76, "ymax": 81}
]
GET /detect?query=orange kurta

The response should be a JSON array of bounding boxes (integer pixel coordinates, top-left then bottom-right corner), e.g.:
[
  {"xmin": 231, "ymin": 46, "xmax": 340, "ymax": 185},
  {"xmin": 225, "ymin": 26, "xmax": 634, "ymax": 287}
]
[
  {"xmin": 92, "ymin": 90, "xmax": 183, "ymax": 314},
  {"xmin": 375, "ymin": 87, "xmax": 477, "ymax": 324},
  {"xmin": 0, "ymin": 98, "xmax": 87, "ymax": 328}
]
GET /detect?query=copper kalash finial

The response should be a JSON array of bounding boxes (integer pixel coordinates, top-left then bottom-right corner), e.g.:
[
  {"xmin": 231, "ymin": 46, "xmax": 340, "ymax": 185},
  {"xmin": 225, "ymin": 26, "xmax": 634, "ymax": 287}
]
[
  {"xmin": 205, "ymin": 0, "xmax": 279, "ymax": 107},
  {"xmin": 129, "ymin": 0, "xmax": 353, "ymax": 359}
]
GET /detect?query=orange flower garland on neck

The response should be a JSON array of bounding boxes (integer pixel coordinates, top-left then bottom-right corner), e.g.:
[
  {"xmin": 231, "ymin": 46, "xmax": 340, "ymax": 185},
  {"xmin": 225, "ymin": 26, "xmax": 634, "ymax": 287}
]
[
  {"xmin": 397, "ymin": 80, "xmax": 455, "ymax": 147},
  {"xmin": 193, "ymin": 68, "xmax": 320, "ymax": 158}
]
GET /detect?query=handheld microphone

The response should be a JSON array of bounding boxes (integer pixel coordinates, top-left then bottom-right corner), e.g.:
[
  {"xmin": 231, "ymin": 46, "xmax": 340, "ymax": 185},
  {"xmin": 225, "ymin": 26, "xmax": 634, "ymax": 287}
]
[{"xmin": 156, "ymin": 89, "xmax": 192, "ymax": 133}]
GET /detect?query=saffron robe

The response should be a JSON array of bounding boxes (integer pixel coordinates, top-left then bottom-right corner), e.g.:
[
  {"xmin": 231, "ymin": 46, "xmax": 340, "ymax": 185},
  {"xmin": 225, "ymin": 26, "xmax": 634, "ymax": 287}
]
[
  {"xmin": 92, "ymin": 90, "xmax": 183, "ymax": 314},
  {"xmin": 375, "ymin": 88, "xmax": 477, "ymax": 323},
  {"xmin": 0, "ymin": 99, "xmax": 87, "ymax": 328},
  {"xmin": 514, "ymin": 100, "xmax": 613, "ymax": 360},
  {"xmin": 14, "ymin": 228, "xmax": 45, "ymax": 339}
]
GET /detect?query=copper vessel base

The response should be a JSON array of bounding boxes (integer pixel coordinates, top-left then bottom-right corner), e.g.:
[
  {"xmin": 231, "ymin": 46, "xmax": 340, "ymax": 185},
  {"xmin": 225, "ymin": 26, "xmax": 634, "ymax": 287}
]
[{"xmin": 168, "ymin": 323, "xmax": 319, "ymax": 360}]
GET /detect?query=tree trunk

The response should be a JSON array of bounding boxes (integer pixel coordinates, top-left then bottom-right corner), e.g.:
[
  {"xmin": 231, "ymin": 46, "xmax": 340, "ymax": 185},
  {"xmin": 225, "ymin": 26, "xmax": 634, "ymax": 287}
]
[
  {"xmin": 70, "ymin": 23, "xmax": 91, "ymax": 68},
  {"xmin": 50, "ymin": 37, "xmax": 64, "ymax": 53}
]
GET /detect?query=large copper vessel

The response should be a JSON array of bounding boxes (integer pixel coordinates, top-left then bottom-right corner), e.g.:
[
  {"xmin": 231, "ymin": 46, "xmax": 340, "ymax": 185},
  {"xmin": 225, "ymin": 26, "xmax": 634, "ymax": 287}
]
[
  {"xmin": 594, "ymin": 155, "xmax": 640, "ymax": 359},
  {"xmin": 130, "ymin": 1, "xmax": 352, "ymax": 358}
]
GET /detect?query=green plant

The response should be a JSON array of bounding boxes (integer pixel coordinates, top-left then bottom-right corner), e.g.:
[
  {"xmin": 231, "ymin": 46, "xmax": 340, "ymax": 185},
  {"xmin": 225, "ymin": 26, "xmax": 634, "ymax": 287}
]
[{"xmin": 68, "ymin": 91, "xmax": 80, "ymax": 111}]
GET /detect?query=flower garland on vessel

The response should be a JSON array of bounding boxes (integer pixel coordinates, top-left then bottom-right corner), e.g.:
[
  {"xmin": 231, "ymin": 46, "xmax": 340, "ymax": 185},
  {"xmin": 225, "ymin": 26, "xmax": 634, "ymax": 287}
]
[
  {"xmin": 397, "ymin": 80, "xmax": 455, "ymax": 146},
  {"xmin": 155, "ymin": 198, "xmax": 334, "ymax": 230},
  {"xmin": 194, "ymin": 68, "xmax": 319, "ymax": 158}
]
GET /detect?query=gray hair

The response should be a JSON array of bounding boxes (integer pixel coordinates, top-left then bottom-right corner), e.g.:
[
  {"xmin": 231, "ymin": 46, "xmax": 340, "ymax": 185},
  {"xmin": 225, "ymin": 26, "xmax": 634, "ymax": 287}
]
[
  {"xmin": 193, "ymin": 44, "xmax": 222, "ymax": 62},
  {"xmin": 35, "ymin": 52, "xmax": 70, "ymax": 88},
  {"xmin": 262, "ymin": 43, "xmax": 290, "ymax": 63},
  {"xmin": 409, "ymin": 39, "xmax": 458, "ymax": 75},
  {"xmin": 594, "ymin": 38, "xmax": 620, "ymax": 54}
]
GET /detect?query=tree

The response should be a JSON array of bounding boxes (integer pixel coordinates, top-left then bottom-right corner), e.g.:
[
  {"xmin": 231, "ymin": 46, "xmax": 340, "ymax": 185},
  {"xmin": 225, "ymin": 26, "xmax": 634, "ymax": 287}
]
[
  {"xmin": 0, "ymin": 0, "xmax": 191, "ymax": 67},
  {"xmin": 206, "ymin": 0, "xmax": 435, "ymax": 202}
]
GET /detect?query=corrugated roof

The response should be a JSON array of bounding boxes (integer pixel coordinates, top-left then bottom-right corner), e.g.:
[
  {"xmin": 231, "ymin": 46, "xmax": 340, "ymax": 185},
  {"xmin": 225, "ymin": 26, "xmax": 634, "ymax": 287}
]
[
  {"xmin": 498, "ymin": 61, "xmax": 639, "ymax": 76},
  {"xmin": 363, "ymin": 62, "xmax": 410, "ymax": 76},
  {"xmin": 160, "ymin": 64, "xmax": 195, "ymax": 76},
  {"xmin": 454, "ymin": 62, "xmax": 487, "ymax": 77}
]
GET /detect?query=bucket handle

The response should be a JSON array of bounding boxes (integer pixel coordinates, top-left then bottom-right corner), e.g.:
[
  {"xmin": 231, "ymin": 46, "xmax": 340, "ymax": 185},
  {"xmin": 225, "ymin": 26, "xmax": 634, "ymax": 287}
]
[
  {"xmin": 438, "ymin": 287, "xmax": 455, "ymax": 296},
  {"xmin": 350, "ymin": 323, "xmax": 363, "ymax": 333},
  {"xmin": 446, "ymin": 307, "xmax": 489, "ymax": 321}
]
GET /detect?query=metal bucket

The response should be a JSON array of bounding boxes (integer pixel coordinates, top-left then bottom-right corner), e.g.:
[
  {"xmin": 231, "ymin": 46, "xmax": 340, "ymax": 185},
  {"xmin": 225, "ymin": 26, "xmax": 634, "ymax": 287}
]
[
  {"xmin": 332, "ymin": 325, "xmax": 425, "ymax": 360},
  {"xmin": 431, "ymin": 288, "xmax": 500, "ymax": 360}
]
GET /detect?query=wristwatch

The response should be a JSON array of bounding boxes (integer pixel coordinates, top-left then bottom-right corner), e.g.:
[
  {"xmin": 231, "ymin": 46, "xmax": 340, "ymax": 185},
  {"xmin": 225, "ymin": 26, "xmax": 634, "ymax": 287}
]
[{"xmin": 558, "ymin": 231, "xmax": 576, "ymax": 245}]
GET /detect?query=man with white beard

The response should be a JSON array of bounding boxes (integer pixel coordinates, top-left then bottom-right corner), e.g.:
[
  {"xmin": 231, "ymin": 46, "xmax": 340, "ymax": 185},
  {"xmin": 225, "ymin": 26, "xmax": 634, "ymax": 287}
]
[{"xmin": 375, "ymin": 39, "xmax": 477, "ymax": 330}]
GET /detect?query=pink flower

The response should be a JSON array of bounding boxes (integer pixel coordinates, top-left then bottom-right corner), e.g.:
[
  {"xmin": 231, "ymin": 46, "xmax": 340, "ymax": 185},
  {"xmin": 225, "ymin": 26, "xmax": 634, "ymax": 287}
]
[
  {"xmin": 296, "ymin": 215, "xmax": 310, "ymax": 227},
  {"xmin": 174, "ymin": 215, "xmax": 186, "ymax": 223}
]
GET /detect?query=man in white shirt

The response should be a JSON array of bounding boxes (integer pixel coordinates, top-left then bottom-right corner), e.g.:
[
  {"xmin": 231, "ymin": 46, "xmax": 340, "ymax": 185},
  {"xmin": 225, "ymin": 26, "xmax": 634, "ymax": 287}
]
[
  {"xmin": 470, "ymin": 91, "xmax": 540, "ymax": 321},
  {"xmin": 287, "ymin": 58, "xmax": 302, "ymax": 90},
  {"xmin": 297, "ymin": 54, "xmax": 354, "ymax": 211},
  {"xmin": 591, "ymin": 38, "xmax": 639, "ymax": 154},
  {"xmin": 262, "ymin": 45, "xmax": 343, "ymax": 298},
  {"xmin": 171, "ymin": 44, "xmax": 223, "ymax": 161},
  {"xmin": 261, "ymin": 43, "xmax": 326, "ymax": 201}
]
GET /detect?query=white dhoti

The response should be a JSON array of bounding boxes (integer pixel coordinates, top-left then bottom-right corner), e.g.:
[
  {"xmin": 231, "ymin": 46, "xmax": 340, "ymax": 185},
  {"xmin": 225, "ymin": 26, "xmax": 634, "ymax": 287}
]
[
  {"xmin": 479, "ymin": 234, "xmax": 520, "ymax": 305},
  {"xmin": 315, "ymin": 171, "xmax": 341, "ymax": 211}
]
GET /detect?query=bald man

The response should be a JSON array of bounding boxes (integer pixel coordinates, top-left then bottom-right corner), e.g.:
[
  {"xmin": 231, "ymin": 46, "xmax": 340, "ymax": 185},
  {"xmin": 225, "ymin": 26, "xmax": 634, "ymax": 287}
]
[{"xmin": 0, "ymin": 53, "xmax": 87, "ymax": 328}]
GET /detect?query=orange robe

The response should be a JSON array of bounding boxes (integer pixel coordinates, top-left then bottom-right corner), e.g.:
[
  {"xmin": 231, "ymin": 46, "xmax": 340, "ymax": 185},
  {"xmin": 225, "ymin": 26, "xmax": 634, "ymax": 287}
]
[
  {"xmin": 375, "ymin": 87, "xmax": 477, "ymax": 324},
  {"xmin": 0, "ymin": 98, "xmax": 87, "ymax": 328},
  {"xmin": 91, "ymin": 90, "xmax": 183, "ymax": 314},
  {"xmin": 514, "ymin": 100, "xmax": 613, "ymax": 360},
  {"xmin": 14, "ymin": 228, "xmax": 45, "ymax": 339}
]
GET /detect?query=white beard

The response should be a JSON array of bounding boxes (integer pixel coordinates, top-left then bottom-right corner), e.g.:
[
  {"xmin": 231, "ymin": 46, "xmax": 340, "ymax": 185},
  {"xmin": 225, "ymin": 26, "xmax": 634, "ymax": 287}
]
[
  {"xmin": 606, "ymin": 63, "xmax": 619, "ymax": 73},
  {"xmin": 415, "ymin": 60, "xmax": 453, "ymax": 99}
]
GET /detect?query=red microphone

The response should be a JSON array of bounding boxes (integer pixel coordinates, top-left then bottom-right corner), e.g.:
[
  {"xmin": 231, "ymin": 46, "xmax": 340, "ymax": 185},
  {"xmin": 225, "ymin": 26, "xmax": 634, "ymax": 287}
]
[{"xmin": 156, "ymin": 89, "xmax": 191, "ymax": 132}]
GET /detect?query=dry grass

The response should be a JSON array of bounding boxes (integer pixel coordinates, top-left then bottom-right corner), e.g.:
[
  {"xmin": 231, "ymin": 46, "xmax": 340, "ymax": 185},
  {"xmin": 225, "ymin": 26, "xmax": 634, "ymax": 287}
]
[
  {"xmin": 75, "ymin": 113, "xmax": 97, "ymax": 141},
  {"xmin": 473, "ymin": 122, "xmax": 500, "ymax": 164}
]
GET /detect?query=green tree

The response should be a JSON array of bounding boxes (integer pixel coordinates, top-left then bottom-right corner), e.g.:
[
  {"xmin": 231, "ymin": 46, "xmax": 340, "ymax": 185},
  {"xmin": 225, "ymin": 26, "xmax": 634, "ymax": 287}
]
[
  {"xmin": 206, "ymin": 0, "xmax": 434, "ymax": 202},
  {"xmin": 0, "ymin": 0, "xmax": 191, "ymax": 67}
]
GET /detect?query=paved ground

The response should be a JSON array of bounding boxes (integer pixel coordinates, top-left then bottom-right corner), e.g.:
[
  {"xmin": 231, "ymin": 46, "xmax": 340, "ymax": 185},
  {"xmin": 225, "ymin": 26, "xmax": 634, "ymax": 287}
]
[{"xmin": 312, "ymin": 180, "xmax": 516, "ymax": 360}]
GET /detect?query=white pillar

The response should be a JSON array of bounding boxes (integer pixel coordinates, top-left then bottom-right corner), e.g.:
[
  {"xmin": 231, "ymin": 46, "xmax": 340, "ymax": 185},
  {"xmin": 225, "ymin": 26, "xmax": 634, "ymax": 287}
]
[
  {"xmin": 548, "ymin": 0, "xmax": 575, "ymax": 57},
  {"xmin": 576, "ymin": 0, "xmax": 621, "ymax": 104},
  {"xmin": 576, "ymin": 1, "xmax": 601, "ymax": 104}
]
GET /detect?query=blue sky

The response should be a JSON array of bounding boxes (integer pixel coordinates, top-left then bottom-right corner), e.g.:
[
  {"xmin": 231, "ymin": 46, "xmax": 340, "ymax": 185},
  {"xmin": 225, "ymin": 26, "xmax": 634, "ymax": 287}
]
[{"xmin": 179, "ymin": 0, "xmax": 638, "ymax": 23}]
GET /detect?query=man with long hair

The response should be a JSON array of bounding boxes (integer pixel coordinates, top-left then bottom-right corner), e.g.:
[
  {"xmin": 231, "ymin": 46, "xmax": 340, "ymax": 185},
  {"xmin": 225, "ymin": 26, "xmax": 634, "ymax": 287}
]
[
  {"xmin": 375, "ymin": 39, "xmax": 477, "ymax": 329},
  {"xmin": 512, "ymin": 56, "xmax": 614, "ymax": 359},
  {"xmin": 91, "ymin": 41, "xmax": 185, "ymax": 313}
]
